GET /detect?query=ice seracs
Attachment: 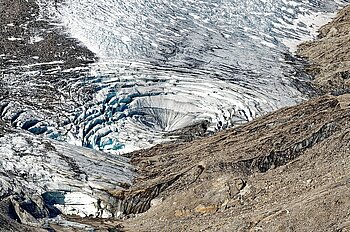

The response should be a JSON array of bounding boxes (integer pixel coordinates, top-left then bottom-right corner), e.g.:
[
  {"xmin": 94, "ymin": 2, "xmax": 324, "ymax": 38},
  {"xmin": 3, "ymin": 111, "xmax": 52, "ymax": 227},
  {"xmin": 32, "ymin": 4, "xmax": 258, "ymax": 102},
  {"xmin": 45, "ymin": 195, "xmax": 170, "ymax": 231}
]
[
  {"xmin": 0, "ymin": 124, "xmax": 135, "ymax": 221},
  {"xmin": 32, "ymin": 0, "xmax": 347, "ymax": 153}
]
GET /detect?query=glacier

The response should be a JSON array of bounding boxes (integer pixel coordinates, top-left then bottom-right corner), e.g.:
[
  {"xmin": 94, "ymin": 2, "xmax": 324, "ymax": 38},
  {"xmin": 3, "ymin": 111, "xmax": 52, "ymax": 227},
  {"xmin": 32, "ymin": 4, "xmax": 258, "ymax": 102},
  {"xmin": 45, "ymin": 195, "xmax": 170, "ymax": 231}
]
[
  {"xmin": 2, "ymin": 0, "xmax": 348, "ymax": 153},
  {"xmin": 0, "ymin": 122, "xmax": 134, "ymax": 221},
  {"xmin": 36, "ymin": 0, "xmax": 347, "ymax": 153}
]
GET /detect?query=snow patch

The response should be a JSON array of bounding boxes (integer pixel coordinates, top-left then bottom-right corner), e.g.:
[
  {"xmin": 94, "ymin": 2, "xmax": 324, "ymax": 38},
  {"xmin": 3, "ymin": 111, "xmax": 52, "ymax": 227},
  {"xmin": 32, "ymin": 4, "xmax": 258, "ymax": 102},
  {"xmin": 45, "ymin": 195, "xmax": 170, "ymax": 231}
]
[
  {"xmin": 282, "ymin": 10, "xmax": 338, "ymax": 53},
  {"xmin": 29, "ymin": 36, "xmax": 44, "ymax": 44},
  {"xmin": 8, "ymin": 37, "xmax": 23, "ymax": 41}
]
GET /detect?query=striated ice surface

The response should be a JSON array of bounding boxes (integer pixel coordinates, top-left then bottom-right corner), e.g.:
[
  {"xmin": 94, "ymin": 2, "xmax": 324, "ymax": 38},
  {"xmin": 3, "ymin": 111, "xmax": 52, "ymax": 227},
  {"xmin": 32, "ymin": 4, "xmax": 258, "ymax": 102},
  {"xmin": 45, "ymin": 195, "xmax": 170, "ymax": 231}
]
[
  {"xmin": 21, "ymin": 0, "xmax": 349, "ymax": 153},
  {"xmin": 0, "ymin": 126, "xmax": 135, "ymax": 218}
]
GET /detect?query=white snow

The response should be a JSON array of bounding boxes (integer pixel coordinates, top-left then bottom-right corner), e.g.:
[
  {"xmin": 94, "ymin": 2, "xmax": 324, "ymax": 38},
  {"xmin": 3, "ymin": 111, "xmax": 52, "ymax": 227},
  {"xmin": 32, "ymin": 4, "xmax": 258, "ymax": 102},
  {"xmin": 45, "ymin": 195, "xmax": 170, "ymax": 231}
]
[
  {"xmin": 281, "ymin": 10, "xmax": 339, "ymax": 53},
  {"xmin": 54, "ymin": 192, "xmax": 99, "ymax": 217},
  {"xmin": 22, "ymin": 60, "xmax": 65, "ymax": 68},
  {"xmin": 7, "ymin": 37, "xmax": 23, "ymax": 41},
  {"xmin": 29, "ymin": 36, "xmax": 44, "ymax": 44}
]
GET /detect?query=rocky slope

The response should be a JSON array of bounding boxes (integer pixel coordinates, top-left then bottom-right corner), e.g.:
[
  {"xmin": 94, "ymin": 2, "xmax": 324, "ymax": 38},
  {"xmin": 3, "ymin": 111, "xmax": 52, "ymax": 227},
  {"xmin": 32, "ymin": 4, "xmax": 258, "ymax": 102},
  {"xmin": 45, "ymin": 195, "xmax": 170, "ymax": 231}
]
[
  {"xmin": 117, "ymin": 94, "xmax": 350, "ymax": 232},
  {"xmin": 112, "ymin": 6, "xmax": 350, "ymax": 231},
  {"xmin": 297, "ymin": 5, "xmax": 350, "ymax": 94}
]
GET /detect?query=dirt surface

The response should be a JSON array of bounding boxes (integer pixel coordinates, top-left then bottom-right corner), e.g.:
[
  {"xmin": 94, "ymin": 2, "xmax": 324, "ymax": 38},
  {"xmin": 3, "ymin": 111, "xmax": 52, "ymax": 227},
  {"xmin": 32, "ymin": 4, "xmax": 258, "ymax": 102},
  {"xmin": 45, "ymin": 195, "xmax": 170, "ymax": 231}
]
[
  {"xmin": 297, "ymin": 5, "xmax": 350, "ymax": 95},
  {"xmin": 0, "ymin": 0, "xmax": 96, "ymax": 110}
]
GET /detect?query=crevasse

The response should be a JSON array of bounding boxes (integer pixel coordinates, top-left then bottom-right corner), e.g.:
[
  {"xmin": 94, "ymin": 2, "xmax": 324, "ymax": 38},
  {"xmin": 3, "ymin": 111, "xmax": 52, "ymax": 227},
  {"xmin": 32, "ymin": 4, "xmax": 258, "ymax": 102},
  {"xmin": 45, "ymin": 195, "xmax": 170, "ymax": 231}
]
[{"xmin": 39, "ymin": 0, "xmax": 347, "ymax": 153}]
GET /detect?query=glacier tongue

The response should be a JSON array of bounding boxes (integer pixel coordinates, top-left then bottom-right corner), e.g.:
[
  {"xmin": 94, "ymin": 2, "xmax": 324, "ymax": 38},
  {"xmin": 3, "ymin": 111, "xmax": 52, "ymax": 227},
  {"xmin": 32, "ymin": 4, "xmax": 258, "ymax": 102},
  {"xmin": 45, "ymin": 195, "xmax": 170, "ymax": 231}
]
[
  {"xmin": 0, "ymin": 123, "xmax": 135, "ymax": 219},
  {"xmin": 60, "ymin": 61, "xmax": 301, "ymax": 154},
  {"xmin": 35, "ymin": 0, "xmax": 348, "ymax": 153}
]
